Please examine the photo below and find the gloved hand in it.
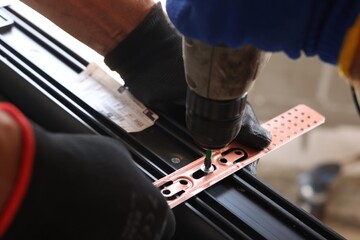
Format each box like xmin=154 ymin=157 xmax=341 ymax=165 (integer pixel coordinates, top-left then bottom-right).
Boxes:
xmin=166 ymin=0 xmax=360 ymax=66
xmin=105 ymin=3 xmax=271 ymax=153
xmin=0 ymin=103 xmax=175 ymax=239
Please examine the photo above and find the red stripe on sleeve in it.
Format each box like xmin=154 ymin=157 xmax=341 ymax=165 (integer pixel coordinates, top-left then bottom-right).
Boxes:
xmin=0 ymin=103 xmax=35 ymax=236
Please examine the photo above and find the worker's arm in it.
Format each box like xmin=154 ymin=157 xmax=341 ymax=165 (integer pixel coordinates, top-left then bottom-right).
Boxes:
xmin=166 ymin=0 xmax=360 ymax=87
xmin=0 ymin=103 xmax=175 ymax=239
xmin=21 ymin=0 xmax=155 ymax=56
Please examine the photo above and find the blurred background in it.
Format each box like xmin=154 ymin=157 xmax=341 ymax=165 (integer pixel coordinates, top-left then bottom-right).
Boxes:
xmin=251 ymin=53 xmax=360 ymax=239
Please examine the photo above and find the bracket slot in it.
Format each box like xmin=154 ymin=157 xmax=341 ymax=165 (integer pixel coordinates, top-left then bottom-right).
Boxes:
xmin=153 ymin=105 xmax=325 ymax=208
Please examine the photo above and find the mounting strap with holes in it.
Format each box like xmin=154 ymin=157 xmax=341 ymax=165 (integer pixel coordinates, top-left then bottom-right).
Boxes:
xmin=154 ymin=104 xmax=325 ymax=208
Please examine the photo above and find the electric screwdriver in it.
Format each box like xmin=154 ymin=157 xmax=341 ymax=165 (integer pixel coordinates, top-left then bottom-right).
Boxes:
xmin=183 ymin=38 xmax=270 ymax=152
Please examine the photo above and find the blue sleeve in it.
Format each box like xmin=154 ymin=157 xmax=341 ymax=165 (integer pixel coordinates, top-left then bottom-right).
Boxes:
xmin=167 ymin=0 xmax=360 ymax=64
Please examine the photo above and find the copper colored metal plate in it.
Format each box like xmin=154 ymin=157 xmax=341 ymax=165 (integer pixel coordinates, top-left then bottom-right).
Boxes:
xmin=153 ymin=105 xmax=325 ymax=208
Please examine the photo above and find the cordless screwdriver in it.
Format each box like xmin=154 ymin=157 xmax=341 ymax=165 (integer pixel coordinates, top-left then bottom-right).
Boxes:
xmin=183 ymin=39 xmax=270 ymax=172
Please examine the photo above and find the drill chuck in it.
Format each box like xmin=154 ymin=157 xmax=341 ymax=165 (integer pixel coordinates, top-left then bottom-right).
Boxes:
xmin=183 ymin=38 xmax=270 ymax=150
xmin=186 ymin=88 xmax=247 ymax=149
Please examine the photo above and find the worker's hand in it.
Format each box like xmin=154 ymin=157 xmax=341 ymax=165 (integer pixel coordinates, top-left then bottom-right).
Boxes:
xmin=105 ymin=3 xmax=271 ymax=153
xmin=104 ymin=1 xmax=269 ymax=177
xmin=166 ymin=0 xmax=360 ymax=66
xmin=236 ymin=102 xmax=271 ymax=150
xmin=237 ymin=103 xmax=271 ymax=175
xmin=0 ymin=110 xmax=22 ymax=213
xmin=2 ymin=118 xmax=174 ymax=238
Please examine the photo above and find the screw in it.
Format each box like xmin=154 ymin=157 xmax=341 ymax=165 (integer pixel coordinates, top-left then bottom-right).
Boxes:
xmin=202 ymin=150 xmax=214 ymax=174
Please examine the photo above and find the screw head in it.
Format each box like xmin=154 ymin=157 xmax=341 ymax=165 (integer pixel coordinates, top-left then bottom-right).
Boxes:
xmin=171 ymin=157 xmax=181 ymax=164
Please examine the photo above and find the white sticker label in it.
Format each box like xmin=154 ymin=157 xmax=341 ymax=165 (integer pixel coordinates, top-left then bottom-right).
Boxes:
xmin=0 ymin=0 xmax=14 ymax=7
xmin=68 ymin=63 xmax=158 ymax=132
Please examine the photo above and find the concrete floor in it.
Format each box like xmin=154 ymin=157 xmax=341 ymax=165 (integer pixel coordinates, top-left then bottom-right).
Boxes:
xmin=251 ymin=53 xmax=360 ymax=239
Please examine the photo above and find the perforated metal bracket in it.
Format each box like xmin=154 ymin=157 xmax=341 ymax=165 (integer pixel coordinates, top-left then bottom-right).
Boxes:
xmin=154 ymin=105 xmax=325 ymax=208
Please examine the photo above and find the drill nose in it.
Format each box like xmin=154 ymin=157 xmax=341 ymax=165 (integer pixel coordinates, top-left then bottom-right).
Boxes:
xmin=186 ymin=88 xmax=247 ymax=149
